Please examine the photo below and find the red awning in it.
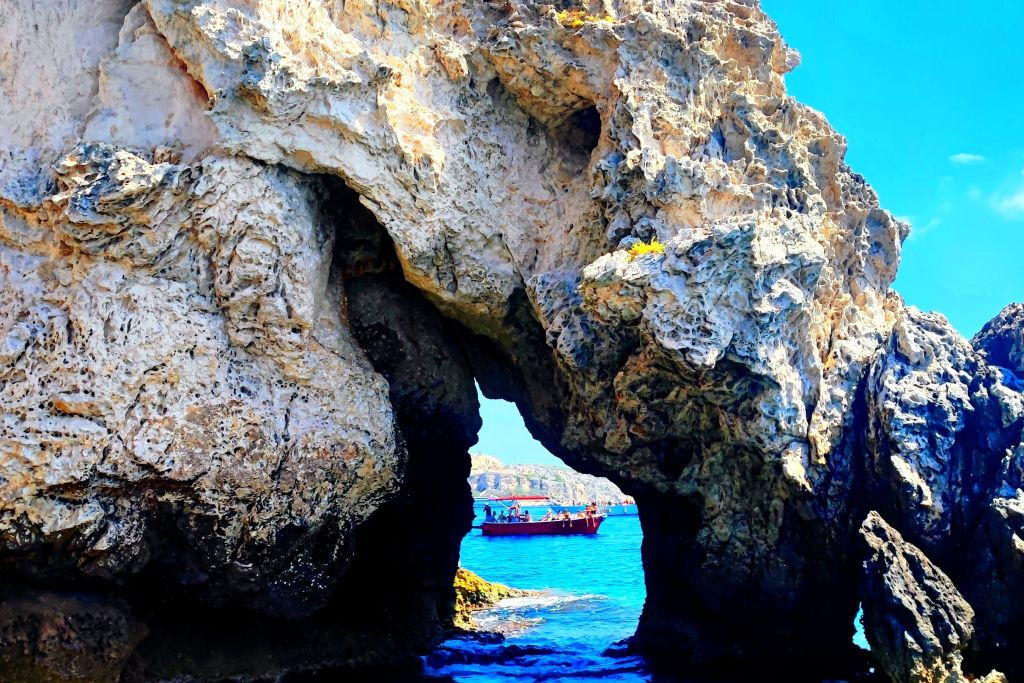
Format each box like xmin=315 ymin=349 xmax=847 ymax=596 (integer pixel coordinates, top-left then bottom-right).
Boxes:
xmin=487 ymin=495 xmax=549 ymax=501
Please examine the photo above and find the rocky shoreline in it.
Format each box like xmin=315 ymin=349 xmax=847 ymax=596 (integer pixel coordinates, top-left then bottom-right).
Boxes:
xmin=452 ymin=567 xmax=533 ymax=631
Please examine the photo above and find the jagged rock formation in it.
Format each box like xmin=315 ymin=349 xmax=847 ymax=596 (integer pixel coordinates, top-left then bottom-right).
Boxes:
xmin=863 ymin=306 xmax=1024 ymax=679
xmin=974 ymin=303 xmax=1024 ymax=389
xmin=468 ymin=453 xmax=627 ymax=504
xmin=1 ymin=0 xmax=1022 ymax=680
xmin=858 ymin=511 xmax=996 ymax=683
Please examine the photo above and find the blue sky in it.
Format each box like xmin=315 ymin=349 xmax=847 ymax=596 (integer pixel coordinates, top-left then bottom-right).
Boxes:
xmin=477 ymin=1 xmax=1024 ymax=466
xmin=763 ymin=0 xmax=1024 ymax=336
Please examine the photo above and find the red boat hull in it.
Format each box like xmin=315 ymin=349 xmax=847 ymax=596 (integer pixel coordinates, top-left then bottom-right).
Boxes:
xmin=481 ymin=515 xmax=606 ymax=536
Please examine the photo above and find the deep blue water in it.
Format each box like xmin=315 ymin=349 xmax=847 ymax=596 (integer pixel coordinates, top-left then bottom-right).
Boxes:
xmin=424 ymin=514 xmax=650 ymax=682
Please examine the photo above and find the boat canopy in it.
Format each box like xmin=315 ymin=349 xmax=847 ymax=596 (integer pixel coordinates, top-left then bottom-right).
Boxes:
xmin=487 ymin=495 xmax=549 ymax=502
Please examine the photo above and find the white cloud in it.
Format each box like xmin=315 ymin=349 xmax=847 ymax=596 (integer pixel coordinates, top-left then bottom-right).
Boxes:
xmin=995 ymin=188 xmax=1024 ymax=217
xmin=905 ymin=217 xmax=941 ymax=241
xmin=991 ymin=169 xmax=1024 ymax=218
xmin=949 ymin=153 xmax=986 ymax=165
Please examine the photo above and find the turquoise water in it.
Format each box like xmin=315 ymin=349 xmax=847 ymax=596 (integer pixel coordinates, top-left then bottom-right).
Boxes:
xmin=423 ymin=512 xmax=871 ymax=682
xmin=424 ymin=514 xmax=650 ymax=682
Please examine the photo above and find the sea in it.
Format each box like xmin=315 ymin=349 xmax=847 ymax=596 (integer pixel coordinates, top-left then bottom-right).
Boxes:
xmin=420 ymin=511 xmax=872 ymax=683
xmin=423 ymin=514 xmax=650 ymax=682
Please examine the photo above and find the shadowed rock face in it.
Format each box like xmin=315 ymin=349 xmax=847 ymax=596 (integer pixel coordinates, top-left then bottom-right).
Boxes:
xmin=860 ymin=511 xmax=973 ymax=681
xmin=858 ymin=511 xmax=1003 ymax=683
xmin=1 ymin=0 xmax=1023 ymax=680
xmin=328 ymin=180 xmax=481 ymax=636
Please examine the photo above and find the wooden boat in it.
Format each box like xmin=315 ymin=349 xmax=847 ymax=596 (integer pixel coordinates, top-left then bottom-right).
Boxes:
xmin=481 ymin=514 xmax=606 ymax=536
xmin=478 ymin=496 xmax=608 ymax=536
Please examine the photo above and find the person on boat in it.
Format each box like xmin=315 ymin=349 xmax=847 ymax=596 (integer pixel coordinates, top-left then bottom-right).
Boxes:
xmin=498 ymin=510 xmax=507 ymax=523
xmin=523 ymin=510 xmax=532 ymax=522
xmin=484 ymin=504 xmax=495 ymax=523
xmin=542 ymin=508 xmax=555 ymax=521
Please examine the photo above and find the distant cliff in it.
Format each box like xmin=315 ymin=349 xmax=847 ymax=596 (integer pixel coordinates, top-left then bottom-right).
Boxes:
xmin=468 ymin=455 xmax=627 ymax=505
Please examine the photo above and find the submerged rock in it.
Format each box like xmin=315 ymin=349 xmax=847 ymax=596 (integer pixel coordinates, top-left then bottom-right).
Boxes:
xmin=0 ymin=587 xmax=147 ymax=682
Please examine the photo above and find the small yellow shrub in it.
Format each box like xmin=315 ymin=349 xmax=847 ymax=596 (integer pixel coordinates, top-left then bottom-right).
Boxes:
xmin=555 ymin=9 xmax=614 ymax=29
xmin=627 ymin=240 xmax=666 ymax=260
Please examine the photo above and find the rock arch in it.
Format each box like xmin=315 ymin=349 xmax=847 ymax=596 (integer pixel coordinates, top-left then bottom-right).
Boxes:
xmin=1 ymin=1 xmax=1022 ymax=680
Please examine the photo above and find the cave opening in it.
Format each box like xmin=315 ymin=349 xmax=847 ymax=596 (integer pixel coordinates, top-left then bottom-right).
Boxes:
xmin=427 ymin=389 xmax=647 ymax=679
xmin=550 ymin=104 xmax=602 ymax=175
xmin=324 ymin=177 xmax=647 ymax=676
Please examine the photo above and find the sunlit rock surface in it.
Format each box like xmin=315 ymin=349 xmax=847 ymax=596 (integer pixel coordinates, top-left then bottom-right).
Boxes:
xmin=1 ymin=0 xmax=1022 ymax=679
xmin=452 ymin=566 xmax=530 ymax=630
xmin=0 ymin=143 xmax=403 ymax=617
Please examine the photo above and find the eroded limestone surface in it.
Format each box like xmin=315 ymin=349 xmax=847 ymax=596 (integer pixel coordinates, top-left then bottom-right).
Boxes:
xmin=1 ymin=143 xmax=403 ymax=616
xmin=1 ymin=0 xmax=1022 ymax=680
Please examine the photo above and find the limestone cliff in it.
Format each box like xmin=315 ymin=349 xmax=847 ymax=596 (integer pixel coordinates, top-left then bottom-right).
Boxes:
xmin=468 ymin=453 xmax=627 ymax=504
xmin=1 ymin=0 xmax=1022 ymax=680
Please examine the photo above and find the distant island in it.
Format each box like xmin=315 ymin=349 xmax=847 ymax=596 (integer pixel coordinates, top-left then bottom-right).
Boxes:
xmin=468 ymin=454 xmax=628 ymax=505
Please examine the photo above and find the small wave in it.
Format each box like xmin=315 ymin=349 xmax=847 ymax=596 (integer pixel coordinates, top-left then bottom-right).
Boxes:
xmin=496 ymin=591 xmax=602 ymax=611
xmin=467 ymin=591 xmax=606 ymax=639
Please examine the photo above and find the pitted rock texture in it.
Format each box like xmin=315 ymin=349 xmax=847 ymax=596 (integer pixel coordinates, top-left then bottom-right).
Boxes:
xmin=0 ymin=587 xmax=148 ymax=682
xmin=0 ymin=143 xmax=402 ymax=616
xmin=124 ymin=3 xmax=910 ymax=667
xmin=2 ymin=0 xmax=1024 ymax=679
xmin=859 ymin=511 xmax=973 ymax=682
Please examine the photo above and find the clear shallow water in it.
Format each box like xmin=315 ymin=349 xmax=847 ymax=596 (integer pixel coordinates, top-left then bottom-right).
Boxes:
xmin=424 ymin=515 xmax=650 ymax=682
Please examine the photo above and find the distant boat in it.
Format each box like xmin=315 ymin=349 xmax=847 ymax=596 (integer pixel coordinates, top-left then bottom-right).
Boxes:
xmin=481 ymin=515 xmax=607 ymax=536
xmin=475 ymin=495 xmax=638 ymax=517
xmin=602 ymin=503 xmax=638 ymax=517
xmin=480 ymin=496 xmax=607 ymax=536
